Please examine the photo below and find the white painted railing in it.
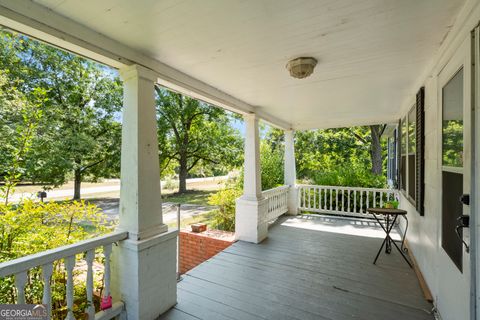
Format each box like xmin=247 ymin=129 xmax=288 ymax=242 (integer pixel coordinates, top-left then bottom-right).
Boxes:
xmin=298 ymin=185 xmax=398 ymax=218
xmin=262 ymin=185 xmax=289 ymax=222
xmin=0 ymin=231 xmax=128 ymax=320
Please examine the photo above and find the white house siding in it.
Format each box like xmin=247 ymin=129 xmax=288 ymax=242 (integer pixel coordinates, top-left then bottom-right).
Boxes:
xmin=398 ymin=0 xmax=480 ymax=319
xmin=400 ymin=74 xmax=441 ymax=302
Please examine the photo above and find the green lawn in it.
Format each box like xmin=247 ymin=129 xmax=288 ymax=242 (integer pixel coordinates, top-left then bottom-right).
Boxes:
xmin=161 ymin=190 xmax=215 ymax=206
xmin=166 ymin=211 xmax=215 ymax=229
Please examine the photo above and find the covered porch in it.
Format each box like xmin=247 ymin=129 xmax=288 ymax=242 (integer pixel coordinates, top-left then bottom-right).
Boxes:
xmin=0 ymin=0 xmax=478 ymax=320
xmin=163 ymin=215 xmax=432 ymax=320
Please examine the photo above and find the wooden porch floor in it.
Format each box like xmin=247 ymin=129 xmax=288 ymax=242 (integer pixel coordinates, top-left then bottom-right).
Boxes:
xmin=160 ymin=215 xmax=433 ymax=320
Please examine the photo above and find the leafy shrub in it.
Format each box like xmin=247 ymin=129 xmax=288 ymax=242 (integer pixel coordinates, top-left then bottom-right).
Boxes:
xmin=0 ymin=200 xmax=111 ymax=319
xmin=309 ymin=163 xmax=387 ymax=188
xmin=260 ymin=142 xmax=284 ymax=191
xmin=236 ymin=141 xmax=284 ymax=191
xmin=208 ymin=187 xmax=242 ymax=232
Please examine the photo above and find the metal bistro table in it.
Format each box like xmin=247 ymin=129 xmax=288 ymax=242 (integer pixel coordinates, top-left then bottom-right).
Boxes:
xmin=367 ymin=208 xmax=413 ymax=268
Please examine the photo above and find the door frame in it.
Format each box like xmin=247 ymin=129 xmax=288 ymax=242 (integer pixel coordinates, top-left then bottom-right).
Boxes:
xmin=471 ymin=25 xmax=480 ymax=320
xmin=437 ymin=34 xmax=472 ymax=320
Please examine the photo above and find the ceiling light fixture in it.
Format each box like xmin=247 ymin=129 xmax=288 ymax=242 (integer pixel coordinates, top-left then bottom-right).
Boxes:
xmin=286 ymin=57 xmax=317 ymax=79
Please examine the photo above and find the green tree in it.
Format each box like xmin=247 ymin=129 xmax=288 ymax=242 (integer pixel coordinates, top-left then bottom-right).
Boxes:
xmin=0 ymin=30 xmax=123 ymax=199
xmin=155 ymin=87 xmax=242 ymax=193
xmin=0 ymin=70 xmax=46 ymax=204
xmin=291 ymin=126 xmax=387 ymax=187
xmin=260 ymin=141 xmax=284 ymax=190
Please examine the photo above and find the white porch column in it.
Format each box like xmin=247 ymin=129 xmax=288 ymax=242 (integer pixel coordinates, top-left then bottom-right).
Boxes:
xmin=112 ymin=65 xmax=177 ymax=320
xmin=235 ymin=114 xmax=268 ymax=243
xmin=284 ymin=130 xmax=298 ymax=215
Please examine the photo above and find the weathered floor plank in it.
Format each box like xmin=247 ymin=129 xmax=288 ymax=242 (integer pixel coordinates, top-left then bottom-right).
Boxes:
xmin=160 ymin=215 xmax=434 ymax=320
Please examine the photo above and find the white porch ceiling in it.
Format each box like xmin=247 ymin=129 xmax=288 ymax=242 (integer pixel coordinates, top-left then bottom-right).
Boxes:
xmin=18 ymin=1 xmax=467 ymax=129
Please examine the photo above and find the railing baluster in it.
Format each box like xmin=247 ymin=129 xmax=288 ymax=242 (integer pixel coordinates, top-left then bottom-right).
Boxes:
xmin=354 ymin=190 xmax=357 ymax=213
xmin=103 ymin=244 xmax=113 ymax=308
xmin=295 ymin=185 xmax=395 ymax=217
xmin=341 ymin=189 xmax=344 ymax=211
xmin=64 ymin=255 xmax=76 ymax=320
xmin=0 ymin=231 xmax=127 ymax=320
xmin=86 ymin=250 xmax=95 ymax=318
xmin=360 ymin=191 xmax=363 ymax=213
xmin=322 ymin=188 xmax=324 ymax=210
xmin=303 ymin=187 xmax=306 ymax=208
xmin=335 ymin=189 xmax=339 ymax=212
xmin=347 ymin=190 xmax=350 ymax=213
xmin=308 ymin=188 xmax=312 ymax=209
xmin=330 ymin=189 xmax=333 ymax=211
xmin=42 ymin=263 xmax=53 ymax=317
xmin=365 ymin=191 xmax=370 ymax=209
xmin=14 ymin=271 xmax=27 ymax=304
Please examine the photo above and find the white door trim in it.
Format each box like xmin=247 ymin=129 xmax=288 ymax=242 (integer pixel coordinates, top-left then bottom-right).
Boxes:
xmin=471 ymin=25 xmax=480 ymax=320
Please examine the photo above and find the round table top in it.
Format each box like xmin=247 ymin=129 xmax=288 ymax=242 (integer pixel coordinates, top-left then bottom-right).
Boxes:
xmin=367 ymin=207 xmax=407 ymax=215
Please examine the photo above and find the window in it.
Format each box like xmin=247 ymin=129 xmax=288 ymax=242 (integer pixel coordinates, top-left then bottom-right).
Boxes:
xmin=386 ymin=133 xmax=397 ymax=186
xmin=408 ymin=105 xmax=416 ymax=201
xmin=442 ymin=68 xmax=463 ymax=168
xmin=441 ymin=67 xmax=464 ymax=271
xmin=400 ymin=118 xmax=407 ymax=192
xmin=398 ymin=87 xmax=425 ymax=214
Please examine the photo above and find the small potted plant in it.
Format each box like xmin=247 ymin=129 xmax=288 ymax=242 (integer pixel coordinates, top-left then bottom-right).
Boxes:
xmin=384 ymin=200 xmax=399 ymax=209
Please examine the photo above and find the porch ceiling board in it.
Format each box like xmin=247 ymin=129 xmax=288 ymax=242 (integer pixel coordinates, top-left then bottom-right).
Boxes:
xmin=1 ymin=0 xmax=466 ymax=130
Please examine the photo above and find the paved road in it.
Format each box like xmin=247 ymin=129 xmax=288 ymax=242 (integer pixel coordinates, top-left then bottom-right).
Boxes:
xmin=89 ymin=198 xmax=215 ymax=224
xmin=6 ymin=176 xmax=227 ymax=203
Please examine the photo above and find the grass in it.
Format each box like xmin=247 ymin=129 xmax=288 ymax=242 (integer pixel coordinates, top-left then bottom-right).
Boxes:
xmin=166 ymin=211 xmax=214 ymax=229
xmin=161 ymin=190 xmax=215 ymax=206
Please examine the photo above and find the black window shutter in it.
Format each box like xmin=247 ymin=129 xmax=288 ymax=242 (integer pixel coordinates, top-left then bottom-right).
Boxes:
xmin=416 ymin=87 xmax=425 ymax=215
xmin=396 ymin=119 xmax=401 ymax=190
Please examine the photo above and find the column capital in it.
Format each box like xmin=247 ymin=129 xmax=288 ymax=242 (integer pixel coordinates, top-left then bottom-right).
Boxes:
xmin=243 ymin=113 xmax=259 ymax=121
xmin=119 ymin=64 xmax=158 ymax=82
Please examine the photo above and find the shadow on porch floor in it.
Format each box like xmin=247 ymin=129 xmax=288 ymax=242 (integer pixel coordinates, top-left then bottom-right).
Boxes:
xmin=160 ymin=214 xmax=433 ymax=320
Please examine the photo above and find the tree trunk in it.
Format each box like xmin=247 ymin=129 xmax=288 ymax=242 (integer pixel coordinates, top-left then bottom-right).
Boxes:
xmin=370 ymin=125 xmax=383 ymax=175
xmin=73 ymin=169 xmax=82 ymax=200
xmin=178 ymin=153 xmax=188 ymax=193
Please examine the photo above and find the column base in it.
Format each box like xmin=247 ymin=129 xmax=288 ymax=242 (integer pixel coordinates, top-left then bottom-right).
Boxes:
xmin=235 ymin=197 xmax=268 ymax=243
xmin=112 ymin=229 xmax=178 ymax=320
xmin=287 ymin=186 xmax=299 ymax=215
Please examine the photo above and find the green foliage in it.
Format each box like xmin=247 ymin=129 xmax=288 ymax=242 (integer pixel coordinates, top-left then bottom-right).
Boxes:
xmin=307 ymin=158 xmax=387 ymax=188
xmin=442 ymin=120 xmax=463 ymax=167
xmin=294 ymin=127 xmax=387 ymax=188
xmin=0 ymin=69 xmax=46 ymax=204
xmin=0 ymin=29 xmax=122 ymax=198
xmin=260 ymin=141 xmax=284 ymax=191
xmin=208 ymin=187 xmax=242 ymax=232
xmin=0 ymin=200 xmax=110 ymax=318
xmin=155 ymin=87 xmax=243 ymax=192
xmin=385 ymin=200 xmax=399 ymax=209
